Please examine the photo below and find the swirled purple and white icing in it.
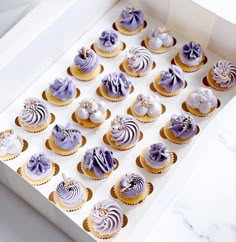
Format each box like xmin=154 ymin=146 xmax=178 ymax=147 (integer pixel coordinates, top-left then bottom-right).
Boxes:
xmin=110 ymin=115 xmax=140 ymax=147
xmin=20 ymin=98 xmax=49 ymax=127
xmin=127 ymin=46 xmax=153 ymax=74
xmin=97 ymin=30 xmax=121 ymax=52
xmin=212 ymin=60 xmax=236 ymax=88
xmin=76 ymin=99 xmax=107 ymax=124
xmin=187 ymin=87 xmax=217 ymax=113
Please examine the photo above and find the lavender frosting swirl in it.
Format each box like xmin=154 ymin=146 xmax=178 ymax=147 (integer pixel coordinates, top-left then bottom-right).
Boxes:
xmin=119 ymin=173 xmax=145 ymax=198
xmin=91 ymin=199 xmax=123 ymax=235
xmin=97 ymin=30 xmax=120 ymax=52
xmin=159 ymin=65 xmax=185 ymax=92
xmin=83 ymin=147 xmax=115 ymax=178
xmin=127 ymin=46 xmax=153 ymax=73
xmin=20 ymin=98 xmax=49 ymax=127
xmin=145 ymin=143 xmax=170 ymax=168
xmin=102 ymin=72 xmax=131 ymax=98
xmin=110 ymin=115 xmax=140 ymax=146
xmin=212 ymin=60 xmax=236 ymax=88
xmin=49 ymin=77 xmax=76 ymax=101
xmin=74 ymin=48 xmax=99 ymax=73
xmin=169 ymin=114 xmax=197 ymax=139
xmin=119 ymin=7 xmax=144 ymax=31
xmin=52 ymin=123 xmax=82 ymax=150
xmin=56 ymin=178 xmax=85 ymax=206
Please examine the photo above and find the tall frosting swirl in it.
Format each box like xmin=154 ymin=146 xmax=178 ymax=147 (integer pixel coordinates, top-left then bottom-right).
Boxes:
xmin=0 ymin=129 xmax=22 ymax=156
xmin=97 ymin=30 xmax=120 ymax=52
xmin=187 ymin=87 xmax=217 ymax=113
xmin=102 ymin=72 xmax=131 ymax=97
xmin=56 ymin=178 xmax=85 ymax=206
xmin=20 ymin=98 xmax=49 ymax=127
xmin=110 ymin=115 xmax=140 ymax=146
xmin=145 ymin=143 xmax=170 ymax=168
xmin=159 ymin=65 xmax=185 ymax=92
xmin=83 ymin=147 xmax=115 ymax=178
xmin=119 ymin=7 xmax=144 ymax=31
xmin=119 ymin=173 xmax=145 ymax=198
xmin=74 ymin=47 xmax=99 ymax=73
xmin=169 ymin=114 xmax=197 ymax=139
xmin=49 ymin=77 xmax=76 ymax=101
xmin=212 ymin=60 xmax=236 ymax=88
xmin=91 ymin=199 xmax=123 ymax=235
xmin=127 ymin=46 xmax=153 ymax=73
xmin=52 ymin=123 xmax=82 ymax=150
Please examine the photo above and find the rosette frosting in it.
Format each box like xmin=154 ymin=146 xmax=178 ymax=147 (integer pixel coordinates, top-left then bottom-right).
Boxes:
xmin=119 ymin=7 xmax=144 ymax=31
xmin=91 ymin=199 xmax=123 ymax=235
xmin=49 ymin=77 xmax=76 ymax=101
xmin=97 ymin=30 xmax=120 ymax=52
xmin=77 ymin=99 xmax=107 ymax=123
xmin=212 ymin=60 xmax=236 ymax=88
xmin=102 ymin=72 xmax=131 ymax=98
xmin=159 ymin=65 xmax=185 ymax=92
xmin=133 ymin=94 xmax=162 ymax=117
xmin=180 ymin=41 xmax=202 ymax=66
xmin=127 ymin=46 xmax=153 ymax=73
xmin=0 ymin=129 xmax=22 ymax=156
xmin=56 ymin=178 xmax=85 ymax=206
xmin=110 ymin=115 xmax=140 ymax=146
xmin=169 ymin=114 xmax=197 ymax=139
xmin=119 ymin=173 xmax=145 ymax=198
xmin=83 ymin=147 xmax=115 ymax=178
xmin=52 ymin=123 xmax=82 ymax=150
xmin=74 ymin=47 xmax=99 ymax=73
xmin=20 ymin=98 xmax=49 ymax=127
xmin=145 ymin=143 xmax=170 ymax=168
xmin=187 ymin=87 xmax=217 ymax=113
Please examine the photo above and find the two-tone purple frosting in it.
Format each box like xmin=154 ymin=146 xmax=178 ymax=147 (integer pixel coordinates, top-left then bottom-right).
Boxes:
xmin=159 ymin=65 xmax=185 ymax=92
xmin=74 ymin=47 xmax=99 ymax=73
xmin=52 ymin=123 xmax=82 ymax=150
xmin=119 ymin=7 xmax=144 ymax=31
xmin=119 ymin=173 xmax=145 ymax=198
xmin=179 ymin=41 xmax=203 ymax=66
xmin=91 ymin=199 xmax=123 ymax=235
xmin=97 ymin=30 xmax=120 ymax=52
xmin=102 ymin=72 xmax=131 ymax=98
xmin=49 ymin=77 xmax=76 ymax=101
xmin=83 ymin=147 xmax=115 ymax=178
xmin=212 ymin=60 xmax=236 ymax=88
xmin=169 ymin=114 xmax=197 ymax=139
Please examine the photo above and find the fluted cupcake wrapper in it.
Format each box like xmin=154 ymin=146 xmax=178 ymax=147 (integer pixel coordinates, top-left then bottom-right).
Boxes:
xmin=114 ymin=20 xmax=146 ymax=36
xmin=92 ymin=42 xmax=125 ymax=58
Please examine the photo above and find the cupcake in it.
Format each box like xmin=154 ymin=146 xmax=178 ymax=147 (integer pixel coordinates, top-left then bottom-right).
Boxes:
xmin=87 ymin=199 xmax=123 ymax=239
xmin=105 ymin=115 xmax=141 ymax=151
xmin=140 ymin=143 xmax=176 ymax=174
xmin=114 ymin=172 xmax=150 ymax=205
xmin=163 ymin=114 xmax=198 ymax=144
xmin=18 ymin=97 xmax=52 ymax=133
xmin=121 ymin=46 xmax=153 ymax=77
xmin=82 ymin=146 xmax=116 ymax=180
xmin=74 ymin=99 xmax=108 ymax=128
xmin=186 ymin=87 xmax=218 ymax=117
xmin=130 ymin=94 xmax=163 ymax=123
xmin=53 ymin=174 xmax=88 ymax=212
xmin=93 ymin=30 xmax=124 ymax=58
xmin=45 ymin=77 xmax=77 ymax=106
xmin=21 ymin=153 xmax=55 ymax=185
xmin=99 ymin=72 xmax=132 ymax=102
xmin=145 ymin=27 xmax=174 ymax=54
xmin=206 ymin=60 xmax=236 ymax=91
xmin=152 ymin=64 xmax=185 ymax=97
xmin=48 ymin=123 xmax=83 ymax=156
xmin=115 ymin=7 xmax=144 ymax=35
xmin=69 ymin=47 xmax=101 ymax=81
xmin=174 ymin=41 xmax=205 ymax=72
xmin=0 ymin=129 xmax=23 ymax=161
